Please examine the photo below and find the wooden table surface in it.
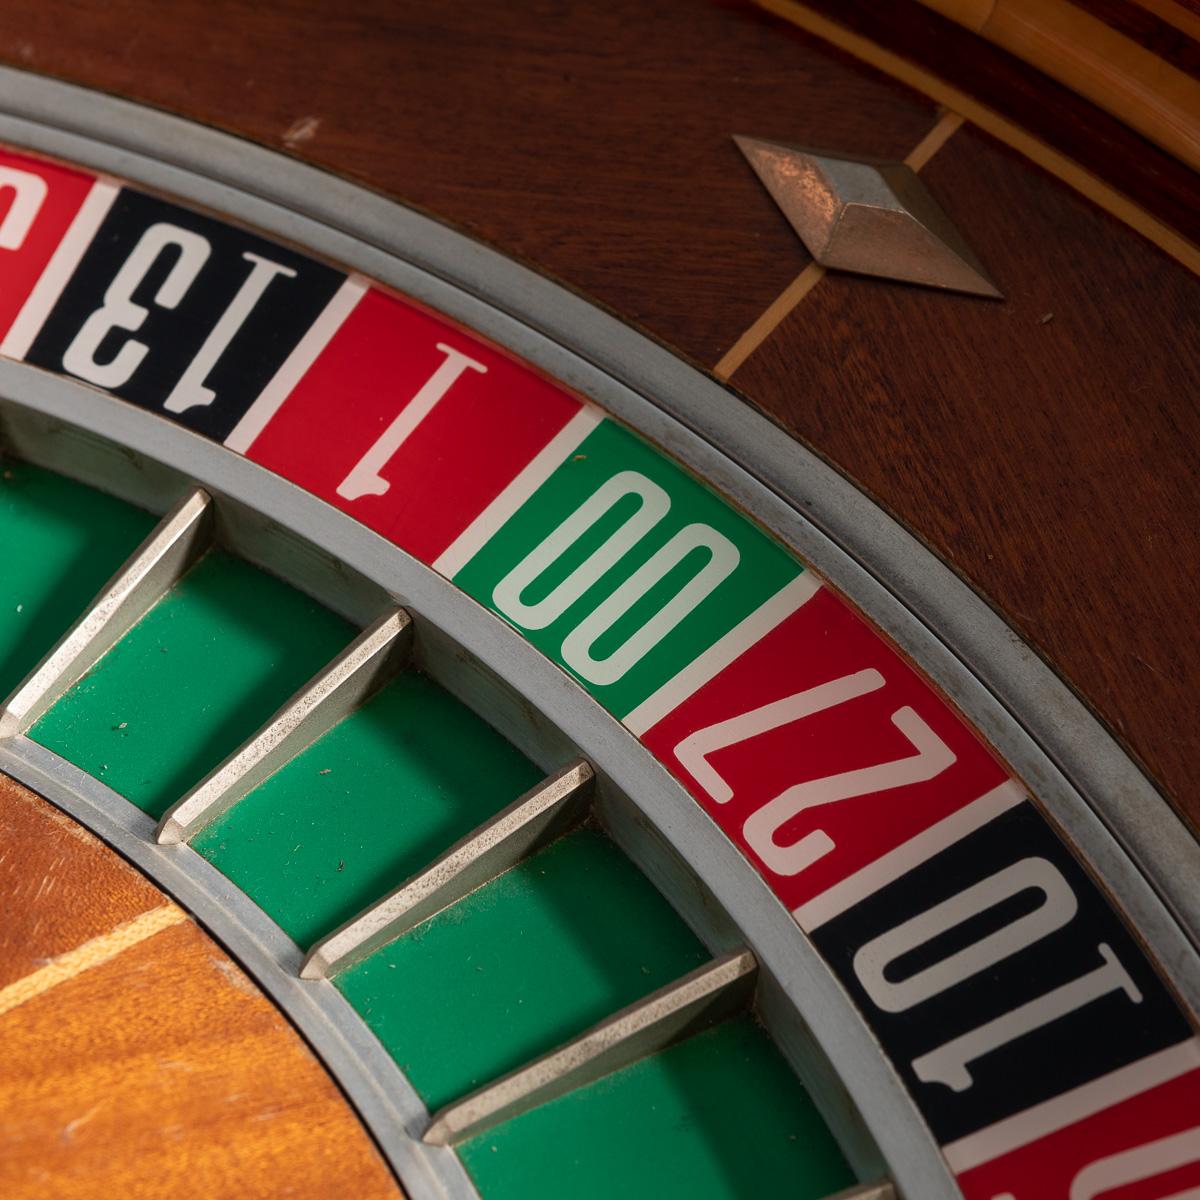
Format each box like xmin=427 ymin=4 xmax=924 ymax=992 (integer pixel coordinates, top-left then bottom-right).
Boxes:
xmin=2 ymin=0 xmax=1192 ymax=830
xmin=0 ymin=6 xmax=1195 ymax=1195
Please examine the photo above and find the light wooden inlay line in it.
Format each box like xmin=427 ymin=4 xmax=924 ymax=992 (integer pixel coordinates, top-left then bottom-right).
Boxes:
xmin=0 ymin=902 xmax=187 ymax=1019
xmin=904 ymin=110 xmax=964 ymax=172
xmin=713 ymin=261 xmax=826 ymax=381
xmin=714 ymin=110 xmax=963 ymax=381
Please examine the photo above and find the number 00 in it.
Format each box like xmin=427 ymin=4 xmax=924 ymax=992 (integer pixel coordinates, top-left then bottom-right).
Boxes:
xmin=492 ymin=470 xmax=739 ymax=685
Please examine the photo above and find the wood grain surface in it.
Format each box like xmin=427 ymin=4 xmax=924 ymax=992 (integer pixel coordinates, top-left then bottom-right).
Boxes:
xmin=0 ymin=0 xmax=1194 ymax=839
xmin=0 ymin=775 xmax=403 ymax=1200
xmin=0 ymin=774 xmax=161 ymax=987
xmin=733 ymin=123 xmax=1200 ymax=823
xmin=1076 ymin=0 xmax=1200 ymax=75
xmin=0 ymin=0 xmax=937 ymax=368
xmin=775 ymin=0 xmax=1200 ymax=250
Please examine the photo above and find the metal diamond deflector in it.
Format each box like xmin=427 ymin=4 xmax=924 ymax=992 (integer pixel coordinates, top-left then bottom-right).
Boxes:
xmin=734 ymin=136 xmax=1002 ymax=297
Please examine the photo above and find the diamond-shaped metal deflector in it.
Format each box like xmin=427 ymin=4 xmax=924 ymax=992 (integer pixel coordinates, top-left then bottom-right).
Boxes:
xmin=734 ymin=136 xmax=1001 ymax=298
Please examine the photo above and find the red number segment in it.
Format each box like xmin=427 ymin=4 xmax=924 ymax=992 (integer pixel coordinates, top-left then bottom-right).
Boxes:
xmin=640 ymin=585 xmax=1008 ymax=915
xmin=956 ymin=1052 xmax=1200 ymax=1199
xmin=0 ymin=148 xmax=95 ymax=344
xmin=244 ymin=287 xmax=580 ymax=565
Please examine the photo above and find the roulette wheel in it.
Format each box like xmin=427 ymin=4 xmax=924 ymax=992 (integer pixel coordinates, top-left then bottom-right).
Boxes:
xmin=0 ymin=3 xmax=1196 ymax=1198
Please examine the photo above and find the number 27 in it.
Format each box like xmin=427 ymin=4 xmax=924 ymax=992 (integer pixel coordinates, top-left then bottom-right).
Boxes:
xmin=674 ymin=668 xmax=955 ymax=877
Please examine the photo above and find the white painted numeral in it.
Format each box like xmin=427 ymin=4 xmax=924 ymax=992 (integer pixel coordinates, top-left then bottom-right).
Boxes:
xmin=853 ymin=857 xmax=1078 ymax=1013
xmin=494 ymin=471 xmax=668 ymax=629
xmin=745 ymin=706 xmax=954 ymax=876
xmin=987 ymin=1126 xmax=1200 ymax=1200
xmin=1069 ymin=1127 xmax=1200 ymax=1200
xmin=676 ymin=669 xmax=886 ymax=804
xmin=913 ymin=943 xmax=1142 ymax=1093
xmin=673 ymin=669 xmax=954 ymax=877
xmin=0 ymin=166 xmax=48 ymax=251
xmin=164 ymin=251 xmax=296 ymax=412
xmin=337 ymin=342 xmax=487 ymax=500
xmin=560 ymin=522 xmax=738 ymax=685
xmin=492 ymin=470 xmax=738 ymax=685
xmin=62 ymin=222 xmax=210 ymax=388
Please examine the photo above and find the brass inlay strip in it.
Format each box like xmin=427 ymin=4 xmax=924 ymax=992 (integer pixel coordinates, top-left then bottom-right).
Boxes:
xmin=752 ymin=0 xmax=1200 ymax=279
xmin=714 ymin=261 xmax=826 ymax=381
xmin=916 ymin=0 xmax=1200 ymax=171
xmin=0 ymin=903 xmax=187 ymax=1019
xmin=904 ymin=110 xmax=965 ymax=172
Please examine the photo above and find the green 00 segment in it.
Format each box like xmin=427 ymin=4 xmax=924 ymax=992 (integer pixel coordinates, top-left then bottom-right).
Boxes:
xmin=453 ymin=419 xmax=801 ymax=719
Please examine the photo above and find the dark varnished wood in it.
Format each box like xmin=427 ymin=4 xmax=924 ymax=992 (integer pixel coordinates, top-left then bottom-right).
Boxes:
xmin=734 ymin=123 xmax=1200 ymax=825
xmin=790 ymin=0 xmax=1200 ymax=247
xmin=0 ymin=0 xmax=936 ymax=367
xmin=0 ymin=0 xmax=1194 ymax=838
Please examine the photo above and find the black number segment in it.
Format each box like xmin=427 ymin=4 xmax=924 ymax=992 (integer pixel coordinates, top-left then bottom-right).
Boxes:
xmin=26 ymin=188 xmax=343 ymax=441
xmin=811 ymin=802 xmax=1191 ymax=1144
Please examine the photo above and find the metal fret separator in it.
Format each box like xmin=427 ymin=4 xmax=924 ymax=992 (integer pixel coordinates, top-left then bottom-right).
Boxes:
xmin=155 ymin=607 xmax=412 ymax=844
xmin=825 ymin=1184 xmax=895 ymax=1200
xmin=302 ymin=758 xmax=594 ymax=979
xmin=0 ymin=487 xmax=214 ymax=740
xmin=423 ymin=948 xmax=758 ymax=1146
